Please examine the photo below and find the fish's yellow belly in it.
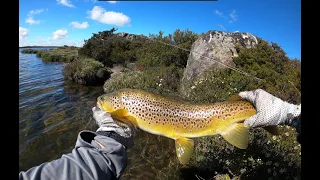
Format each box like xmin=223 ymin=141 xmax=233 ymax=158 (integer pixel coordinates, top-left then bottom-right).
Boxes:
xmin=132 ymin=115 xmax=218 ymax=139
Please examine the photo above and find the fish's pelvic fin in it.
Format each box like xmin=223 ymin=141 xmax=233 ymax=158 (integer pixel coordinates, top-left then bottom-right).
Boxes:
xmin=227 ymin=94 xmax=242 ymax=101
xmin=220 ymin=123 xmax=249 ymax=149
xmin=175 ymin=137 xmax=194 ymax=164
xmin=263 ymin=126 xmax=280 ymax=135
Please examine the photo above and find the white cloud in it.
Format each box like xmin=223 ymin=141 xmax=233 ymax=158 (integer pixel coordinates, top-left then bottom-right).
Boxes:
xmin=215 ymin=9 xmax=238 ymax=24
xmin=57 ymin=0 xmax=75 ymax=8
xmin=19 ymin=27 xmax=29 ymax=40
xmin=25 ymin=9 xmax=44 ymax=25
xmin=29 ymin=9 xmax=44 ymax=16
xmin=108 ymin=1 xmax=117 ymax=4
xmin=215 ymin=10 xmax=223 ymax=16
xmin=70 ymin=21 xmax=89 ymax=29
xmin=67 ymin=40 xmax=85 ymax=47
xmin=87 ymin=6 xmax=130 ymax=26
xmin=217 ymin=24 xmax=226 ymax=31
xmin=25 ymin=17 xmax=40 ymax=25
xmin=229 ymin=10 xmax=238 ymax=23
xmin=52 ymin=29 xmax=68 ymax=40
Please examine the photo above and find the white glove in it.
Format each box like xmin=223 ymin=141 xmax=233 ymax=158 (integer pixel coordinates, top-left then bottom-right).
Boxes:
xmin=92 ymin=107 xmax=133 ymax=138
xmin=238 ymin=89 xmax=301 ymax=128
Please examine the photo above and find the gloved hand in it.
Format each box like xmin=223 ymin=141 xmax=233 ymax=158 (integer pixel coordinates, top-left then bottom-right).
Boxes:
xmin=92 ymin=107 xmax=135 ymax=148
xmin=238 ymin=89 xmax=301 ymax=132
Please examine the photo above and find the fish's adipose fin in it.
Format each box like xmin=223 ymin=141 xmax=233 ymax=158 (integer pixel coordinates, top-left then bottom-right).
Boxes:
xmin=175 ymin=137 xmax=194 ymax=164
xmin=220 ymin=123 xmax=249 ymax=149
xmin=227 ymin=94 xmax=242 ymax=101
xmin=263 ymin=126 xmax=280 ymax=135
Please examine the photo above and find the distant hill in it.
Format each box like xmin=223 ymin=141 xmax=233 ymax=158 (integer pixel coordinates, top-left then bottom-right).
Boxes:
xmin=19 ymin=46 xmax=60 ymax=48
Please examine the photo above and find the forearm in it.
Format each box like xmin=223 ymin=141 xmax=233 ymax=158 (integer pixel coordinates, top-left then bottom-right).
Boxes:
xmin=19 ymin=130 xmax=128 ymax=180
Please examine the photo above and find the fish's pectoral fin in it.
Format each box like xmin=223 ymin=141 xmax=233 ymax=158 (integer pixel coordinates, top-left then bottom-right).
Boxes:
xmin=220 ymin=123 xmax=249 ymax=149
xmin=263 ymin=126 xmax=280 ymax=135
xmin=227 ymin=94 xmax=242 ymax=101
xmin=110 ymin=109 xmax=129 ymax=119
xmin=175 ymin=137 xmax=194 ymax=164
xmin=111 ymin=109 xmax=138 ymax=129
xmin=124 ymin=115 xmax=138 ymax=129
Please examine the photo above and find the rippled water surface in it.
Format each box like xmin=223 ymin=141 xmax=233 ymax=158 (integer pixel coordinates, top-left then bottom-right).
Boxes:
xmin=19 ymin=48 xmax=104 ymax=170
xmin=19 ymin=48 xmax=176 ymax=179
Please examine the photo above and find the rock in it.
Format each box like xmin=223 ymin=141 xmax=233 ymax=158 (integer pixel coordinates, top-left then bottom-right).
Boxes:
xmin=116 ymin=32 xmax=147 ymax=41
xmin=126 ymin=62 xmax=136 ymax=70
xmin=93 ymin=68 xmax=112 ymax=85
xmin=180 ymin=30 xmax=258 ymax=96
xmin=96 ymin=68 xmax=111 ymax=79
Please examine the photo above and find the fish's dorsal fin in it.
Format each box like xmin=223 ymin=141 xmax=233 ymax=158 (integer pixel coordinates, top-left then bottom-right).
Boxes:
xmin=220 ymin=123 xmax=249 ymax=149
xmin=175 ymin=137 xmax=194 ymax=164
xmin=263 ymin=126 xmax=280 ymax=135
xmin=227 ymin=94 xmax=243 ymax=101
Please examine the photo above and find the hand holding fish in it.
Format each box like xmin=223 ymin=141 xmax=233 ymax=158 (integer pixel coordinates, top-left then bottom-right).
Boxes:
xmin=92 ymin=106 xmax=135 ymax=148
xmin=239 ymin=89 xmax=301 ymax=134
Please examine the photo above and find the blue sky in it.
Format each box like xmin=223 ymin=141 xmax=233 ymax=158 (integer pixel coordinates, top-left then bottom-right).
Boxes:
xmin=19 ymin=0 xmax=301 ymax=60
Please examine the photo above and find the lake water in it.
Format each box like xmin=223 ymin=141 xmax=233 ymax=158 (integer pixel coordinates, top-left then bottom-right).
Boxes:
xmin=19 ymin=48 xmax=176 ymax=179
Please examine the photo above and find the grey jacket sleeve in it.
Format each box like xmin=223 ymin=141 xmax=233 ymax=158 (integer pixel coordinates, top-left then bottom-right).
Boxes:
xmin=292 ymin=114 xmax=301 ymax=144
xmin=19 ymin=130 xmax=128 ymax=180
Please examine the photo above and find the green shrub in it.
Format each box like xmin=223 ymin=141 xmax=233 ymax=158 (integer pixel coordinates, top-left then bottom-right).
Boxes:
xmin=136 ymin=29 xmax=199 ymax=68
xmin=79 ymin=28 xmax=146 ymax=67
xmin=62 ymin=58 xmax=108 ymax=85
xmin=103 ymin=66 xmax=184 ymax=96
xmin=36 ymin=47 xmax=79 ymax=63
xmin=21 ymin=49 xmax=38 ymax=54
xmin=78 ymin=28 xmax=198 ymax=69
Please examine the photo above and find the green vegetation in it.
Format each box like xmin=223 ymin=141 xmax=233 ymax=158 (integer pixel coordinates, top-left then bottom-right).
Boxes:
xmin=78 ymin=28 xmax=198 ymax=69
xmin=104 ymin=65 xmax=184 ymax=97
xmin=21 ymin=49 xmax=39 ymax=54
xmin=152 ymin=126 xmax=301 ymax=180
xmin=36 ymin=46 xmax=79 ymax=63
xmin=62 ymin=58 xmax=110 ymax=85
xmin=135 ymin=29 xmax=198 ymax=68
xmin=79 ymin=28 xmax=146 ymax=67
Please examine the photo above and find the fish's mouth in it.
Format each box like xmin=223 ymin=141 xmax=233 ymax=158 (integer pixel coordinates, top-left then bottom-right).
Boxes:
xmin=96 ymin=101 xmax=102 ymax=109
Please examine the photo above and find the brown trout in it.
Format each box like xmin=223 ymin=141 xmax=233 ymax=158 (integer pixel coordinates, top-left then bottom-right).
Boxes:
xmin=96 ymin=88 xmax=257 ymax=164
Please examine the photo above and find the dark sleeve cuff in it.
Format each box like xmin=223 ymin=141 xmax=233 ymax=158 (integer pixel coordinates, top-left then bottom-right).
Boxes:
xmin=290 ymin=114 xmax=301 ymax=144
xmin=96 ymin=131 xmax=134 ymax=148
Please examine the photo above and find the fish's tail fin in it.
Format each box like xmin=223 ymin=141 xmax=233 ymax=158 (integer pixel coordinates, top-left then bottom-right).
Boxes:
xmin=220 ymin=123 xmax=250 ymax=149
